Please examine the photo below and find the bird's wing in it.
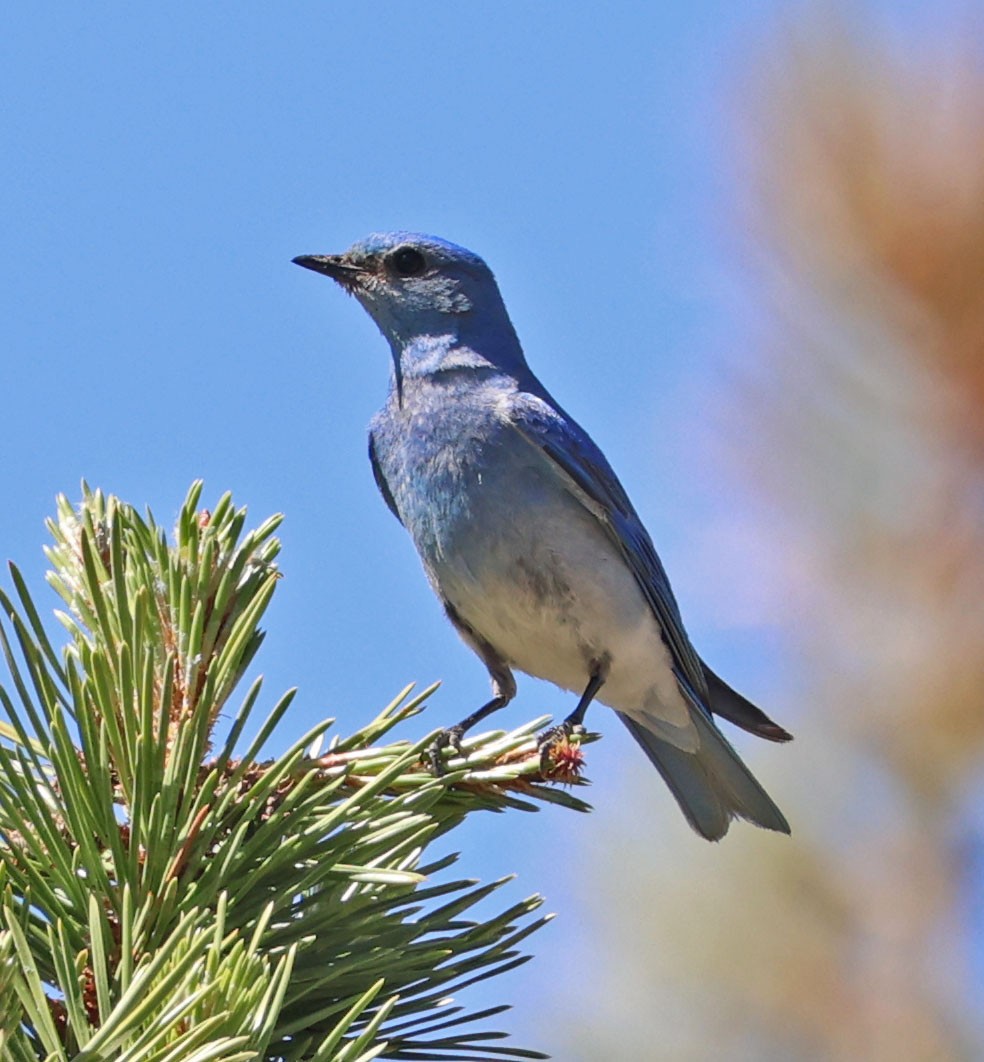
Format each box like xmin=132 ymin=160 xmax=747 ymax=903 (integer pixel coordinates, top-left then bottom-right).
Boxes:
xmin=702 ymin=663 xmax=792 ymax=742
xmin=503 ymin=391 xmax=709 ymax=705
xmin=368 ymin=431 xmax=403 ymax=524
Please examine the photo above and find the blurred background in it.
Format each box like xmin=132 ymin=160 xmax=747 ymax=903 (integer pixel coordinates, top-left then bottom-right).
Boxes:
xmin=2 ymin=4 xmax=982 ymax=1058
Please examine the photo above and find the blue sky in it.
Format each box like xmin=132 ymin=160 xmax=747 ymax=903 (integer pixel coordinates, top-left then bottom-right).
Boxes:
xmin=1 ymin=3 xmax=961 ymax=1055
xmin=1 ymin=4 xmax=772 ymax=711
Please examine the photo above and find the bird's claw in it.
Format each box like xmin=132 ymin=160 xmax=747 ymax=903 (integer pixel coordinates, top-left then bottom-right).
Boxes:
xmin=537 ymin=721 xmax=586 ymax=772
xmin=428 ymin=726 xmax=465 ymax=775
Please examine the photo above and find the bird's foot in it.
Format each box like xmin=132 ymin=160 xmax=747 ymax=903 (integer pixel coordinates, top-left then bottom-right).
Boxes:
xmin=428 ymin=726 xmax=466 ymax=775
xmin=537 ymin=721 xmax=587 ymax=773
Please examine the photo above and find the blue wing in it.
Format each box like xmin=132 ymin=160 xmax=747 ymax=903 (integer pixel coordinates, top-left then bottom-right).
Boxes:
xmin=368 ymin=430 xmax=403 ymax=525
xmin=505 ymin=390 xmax=792 ymax=838
xmin=505 ymin=391 xmax=710 ymax=707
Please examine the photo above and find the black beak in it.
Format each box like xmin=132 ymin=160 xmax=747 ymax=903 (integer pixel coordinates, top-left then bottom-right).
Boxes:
xmin=292 ymin=254 xmax=365 ymax=289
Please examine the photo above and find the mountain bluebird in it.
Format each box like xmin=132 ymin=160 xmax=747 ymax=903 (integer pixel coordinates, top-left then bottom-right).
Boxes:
xmin=294 ymin=233 xmax=791 ymax=840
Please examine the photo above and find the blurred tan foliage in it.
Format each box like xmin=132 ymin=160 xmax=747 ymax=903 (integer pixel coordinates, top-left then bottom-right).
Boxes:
xmin=740 ymin=18 xmax=984 ymax=806
xmin=557 ymin=15 xmax=984 ymax=1061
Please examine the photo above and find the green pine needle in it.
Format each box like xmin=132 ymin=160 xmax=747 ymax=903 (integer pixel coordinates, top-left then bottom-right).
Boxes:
xmin=0 ymin=483 xmax=597 ymax=1060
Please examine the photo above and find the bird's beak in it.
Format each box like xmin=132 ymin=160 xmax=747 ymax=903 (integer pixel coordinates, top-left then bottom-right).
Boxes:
xmin=292 ymin=254 xmax=365 ymax=291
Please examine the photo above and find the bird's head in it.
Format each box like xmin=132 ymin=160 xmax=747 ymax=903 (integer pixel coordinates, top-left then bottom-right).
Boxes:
xmin=293 ymin=232 xmax=526 ymax=383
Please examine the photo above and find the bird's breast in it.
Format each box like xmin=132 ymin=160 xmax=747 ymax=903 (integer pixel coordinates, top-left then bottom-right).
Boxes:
xmin=370 ymin=391 xmax=688 ymax=724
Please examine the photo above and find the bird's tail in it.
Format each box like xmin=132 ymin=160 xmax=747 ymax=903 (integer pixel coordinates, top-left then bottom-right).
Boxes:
xmin=620 ymin=709 xmax=790 ymax=841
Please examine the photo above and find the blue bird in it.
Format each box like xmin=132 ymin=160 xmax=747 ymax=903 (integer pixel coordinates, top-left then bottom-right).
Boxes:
xmin=294 ymin=233 xmax=791 ymax=840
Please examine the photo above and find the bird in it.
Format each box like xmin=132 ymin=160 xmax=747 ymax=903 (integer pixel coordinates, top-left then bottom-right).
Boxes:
xmin=293 ymin=232 xmax=792 ymax=840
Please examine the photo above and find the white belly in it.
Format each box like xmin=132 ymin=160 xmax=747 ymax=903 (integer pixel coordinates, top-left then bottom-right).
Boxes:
xmin=430 ymin=488 xmax=698 ymax=750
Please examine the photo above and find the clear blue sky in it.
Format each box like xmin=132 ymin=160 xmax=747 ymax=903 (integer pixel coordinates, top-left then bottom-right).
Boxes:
xmin=0 ymin=3 xmax=956 ymax=1055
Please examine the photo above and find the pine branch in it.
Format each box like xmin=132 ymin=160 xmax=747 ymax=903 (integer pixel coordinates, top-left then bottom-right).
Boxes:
xmin=0 ymin=483 xmax=594 ymax=1060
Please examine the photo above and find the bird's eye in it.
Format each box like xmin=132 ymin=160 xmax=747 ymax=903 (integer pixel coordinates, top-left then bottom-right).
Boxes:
xmin=388 ymin=247 xmax=427 ymax=278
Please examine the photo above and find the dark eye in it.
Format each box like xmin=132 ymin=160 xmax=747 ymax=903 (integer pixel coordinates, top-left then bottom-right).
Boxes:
xmin=389 ymin=246 xmax=427 ymax=278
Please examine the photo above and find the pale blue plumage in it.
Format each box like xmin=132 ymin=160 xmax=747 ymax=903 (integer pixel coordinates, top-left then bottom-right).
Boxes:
xmin=294 ymin=232 xmax=791 ymax=840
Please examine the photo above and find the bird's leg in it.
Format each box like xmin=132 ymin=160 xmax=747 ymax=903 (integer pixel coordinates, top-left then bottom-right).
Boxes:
xmin=428 ymin=688 xmax=513 ymax=774
xmin=538 ymin=670 xmax=605 ymax=771
xmin=430 ymin=601 xmax=517 ymax=774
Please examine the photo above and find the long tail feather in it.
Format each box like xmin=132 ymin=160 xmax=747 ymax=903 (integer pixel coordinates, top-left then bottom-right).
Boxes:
xmin=620 ymin=710 xmax=790 ymax=841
